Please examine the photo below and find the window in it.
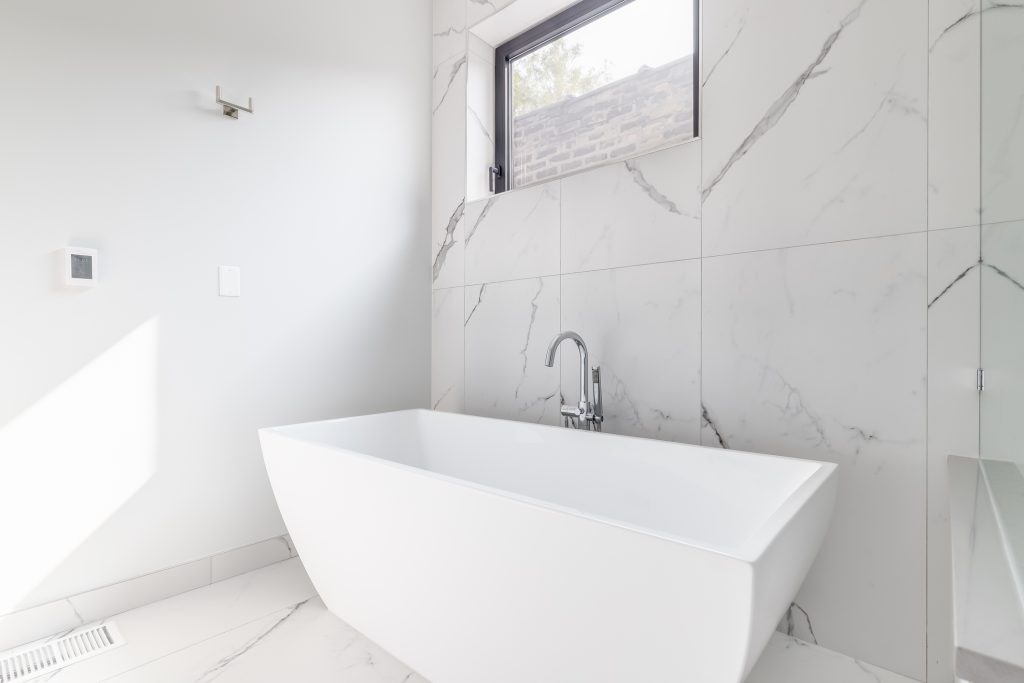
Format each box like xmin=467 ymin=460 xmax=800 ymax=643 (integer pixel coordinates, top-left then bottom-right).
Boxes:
xmin=493 ymin=0 xmax=698 ymax=193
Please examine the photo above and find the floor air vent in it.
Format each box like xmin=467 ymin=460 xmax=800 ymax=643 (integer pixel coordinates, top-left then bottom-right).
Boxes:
xmin=0 ymin=622 xmax=125 ymax=682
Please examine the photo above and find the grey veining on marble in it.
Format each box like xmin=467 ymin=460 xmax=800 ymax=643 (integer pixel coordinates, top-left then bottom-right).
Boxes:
xmin=701 ymin=0 xmax=926 ymax=255
xmin=560 ymin=261 xmax=701 ymax=443
xmin=464 ymin=277 xmax=561 ymax=425
xmin=431 ymin=0 xmax=467 ymax=290
xmin=703 ymin=0 xmax=868 ymax=202
xmin=431 ymin=287 xmax=465 ymax=413
xmin=466 ymin=32 xmax=496 ymax=202
xmin=701 ymin=234 xmax=927 ymax=679
xmin=561 ymin=143 xmax=701 ymax=273
xmin=949 ymin=456 xmax=1024 ymax=683
xmin=467 ymin=0 xmax=516 ymax=27
xmin=432 ymin=200 xmax=464 ymax=284
xmin=464 ymin=183 xmax=560 ymax=284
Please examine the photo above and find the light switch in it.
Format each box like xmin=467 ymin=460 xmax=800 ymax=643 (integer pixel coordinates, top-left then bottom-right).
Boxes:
xmin=218 ymin=265 xmax=241 ymax=297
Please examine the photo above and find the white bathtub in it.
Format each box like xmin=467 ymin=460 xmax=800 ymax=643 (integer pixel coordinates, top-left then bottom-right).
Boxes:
xmin=260 ymin=409 xmax=837 ymax=683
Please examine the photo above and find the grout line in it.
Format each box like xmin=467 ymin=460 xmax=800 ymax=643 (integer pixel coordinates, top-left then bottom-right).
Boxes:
xmin=924 ymin=0 xmax=931 ymax=674
xmin=700 ymin=228 xmax=930 ymax=260
xmin=699 ymin=130 xmax=705 ymax=447
xmin=458 ymin=228 xmax=933 ymax=292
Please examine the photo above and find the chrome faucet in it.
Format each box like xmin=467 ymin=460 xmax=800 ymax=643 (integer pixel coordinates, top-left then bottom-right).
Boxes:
xmin=544 ymin=331 xmax=603 ymax=431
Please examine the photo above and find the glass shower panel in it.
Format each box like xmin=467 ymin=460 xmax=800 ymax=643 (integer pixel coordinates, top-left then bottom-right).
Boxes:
xmin=980 ymin=1 xmax=1024 ymax=584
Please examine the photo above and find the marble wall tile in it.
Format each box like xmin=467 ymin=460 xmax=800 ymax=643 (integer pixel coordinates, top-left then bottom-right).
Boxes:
xmin=467 ymin=0 xmax=517 ymax=28
xmin=701 ymin=234 xmax=928 ymax=680
xmin=929 ymin=0 xmax=981 ymax=231
xmin=467 ymin=32 xmax=496 ymax=203
xmin=432 ymin=0 xmax=468 ymax=289
xmin=980 ymin=220 xmax=1024 ymax=463
xmin=432 ymin=286 xmax=465 ymax=412
xmin=701 ymin=0 xmax=927 ymax=256
xmin=560 ymin=261 xmax=701 ymax=443
xmin=464 ymin=276 xmax=561 ymax=424
xmin=464 ymin=182 xmax=560 ymax=284
xmin=927 ymin=225 xmax=981 ymax=683
xmin=981 ymin=4 xmax=1024 ymax=224
xmin=561 ymin=142 xmax=701 ymax=273
xmin=434 ymin=0 xmax=467 ymax=67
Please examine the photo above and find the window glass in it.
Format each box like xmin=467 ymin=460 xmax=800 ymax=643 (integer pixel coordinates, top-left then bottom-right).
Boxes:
xmin=507 ymin=0 xmax=696 ymax=188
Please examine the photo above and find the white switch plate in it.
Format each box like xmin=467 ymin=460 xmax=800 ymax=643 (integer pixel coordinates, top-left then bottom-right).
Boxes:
xmin=218 ymin=265 xmax=241 ymax=297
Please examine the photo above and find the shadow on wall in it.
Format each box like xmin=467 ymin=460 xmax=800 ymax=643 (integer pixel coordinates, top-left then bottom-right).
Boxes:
xmin=0 ymin=317 xmax=160 ymax=614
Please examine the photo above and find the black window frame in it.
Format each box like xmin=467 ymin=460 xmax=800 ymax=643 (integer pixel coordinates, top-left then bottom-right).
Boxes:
xmin=492 ymin=0 xmax=700 ymax=194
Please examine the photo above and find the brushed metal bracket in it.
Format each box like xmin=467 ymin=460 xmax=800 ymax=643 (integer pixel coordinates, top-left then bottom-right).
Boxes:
xmin=216 ymin=86 xmax=253 ymax=119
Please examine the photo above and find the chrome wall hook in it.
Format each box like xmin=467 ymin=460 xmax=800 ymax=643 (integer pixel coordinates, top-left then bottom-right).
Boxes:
xmin=216 ymin=86 xmax=253 ymax=119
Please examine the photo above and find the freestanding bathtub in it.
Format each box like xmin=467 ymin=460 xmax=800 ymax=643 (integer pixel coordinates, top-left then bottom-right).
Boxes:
xmin=259 ymin=409 xmax=837 ymax=683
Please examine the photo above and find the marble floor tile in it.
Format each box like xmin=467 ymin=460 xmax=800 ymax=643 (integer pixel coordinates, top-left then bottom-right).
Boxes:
xmin=40 ymin=552 xmax=924 ymax=683
xmin=102 ymin=598 xmax=425 ymax=683
xmin=46 ymin=559 xmax=315 ymax=682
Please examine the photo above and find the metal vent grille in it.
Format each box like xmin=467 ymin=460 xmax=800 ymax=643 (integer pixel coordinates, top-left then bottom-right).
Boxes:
xmin=0 ymin=622 xmax=125 ymax=682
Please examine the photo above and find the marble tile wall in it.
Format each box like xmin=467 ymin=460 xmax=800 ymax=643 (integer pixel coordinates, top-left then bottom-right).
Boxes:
xmin=432 ymin=0 xmax=989 ymax=680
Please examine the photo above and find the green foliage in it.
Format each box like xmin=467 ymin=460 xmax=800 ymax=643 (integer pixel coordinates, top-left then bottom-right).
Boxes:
xmin=512 ymin=40 xmax=611 ymax=117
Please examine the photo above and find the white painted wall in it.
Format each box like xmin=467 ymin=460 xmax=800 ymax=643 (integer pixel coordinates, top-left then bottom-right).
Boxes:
xmin=0 ymin=0 xmax=430 ymax=612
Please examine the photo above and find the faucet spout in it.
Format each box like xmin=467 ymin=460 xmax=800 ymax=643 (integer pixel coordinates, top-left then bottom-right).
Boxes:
xmin=544 ymin=331 xmax=589 ymax=406
xmin=544 ymin=331 xmax=602 ymax=431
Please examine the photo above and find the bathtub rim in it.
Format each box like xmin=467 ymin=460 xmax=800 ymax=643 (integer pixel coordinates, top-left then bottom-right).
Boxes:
xmin=259 ymin=408 xmax=837 ymax=565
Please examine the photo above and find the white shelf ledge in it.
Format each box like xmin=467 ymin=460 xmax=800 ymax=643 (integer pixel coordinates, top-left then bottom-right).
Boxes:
xmin=949 ymin=455 xmax=1024 ymax=683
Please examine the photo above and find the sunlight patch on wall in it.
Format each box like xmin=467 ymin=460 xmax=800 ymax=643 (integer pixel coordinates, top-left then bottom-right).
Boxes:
xmin=0 ymin=318 xmax=160 ymax=614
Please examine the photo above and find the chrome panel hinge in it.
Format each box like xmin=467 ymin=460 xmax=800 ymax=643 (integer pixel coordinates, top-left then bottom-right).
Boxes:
xmin=977 ymin=368 xmax=986 ymax=392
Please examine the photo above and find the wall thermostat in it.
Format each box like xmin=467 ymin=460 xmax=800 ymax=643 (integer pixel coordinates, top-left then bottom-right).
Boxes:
xmin=64 ymin=247 xmax=98 ymax=287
